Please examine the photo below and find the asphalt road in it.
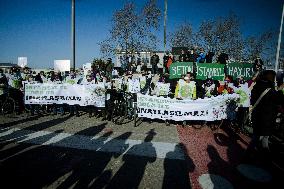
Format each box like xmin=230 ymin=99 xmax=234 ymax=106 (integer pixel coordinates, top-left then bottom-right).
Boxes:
xmin=0 ymin=113 xmax=190 ymax=189
xmin=1 ymin=112 xmax=283 ymax=189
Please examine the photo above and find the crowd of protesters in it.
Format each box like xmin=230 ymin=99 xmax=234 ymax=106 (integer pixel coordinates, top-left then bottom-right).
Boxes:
xmin=1 ymin=47 xmax=284 ymax=167
xmin=0 ymin=49 xmax=284 ymax=130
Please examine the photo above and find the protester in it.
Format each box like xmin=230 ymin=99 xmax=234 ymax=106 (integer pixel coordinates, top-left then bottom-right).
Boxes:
xmin=34 ymin=72 xmax=43 ymax=83
xmin=0 ymin=69 xmax=8 ymax=89
xmin=233 ymin=75 xmax=250 ymax=133
xmin=105 ymin=58 xmax=113 ymax=79
xmin=205 ymin=51 xmax=215 ymax=63
xmin=150 ymin=52 xmax=160 ymax=74
xmin=51 ymin=71 xmax=64 ymax=115
xmin=217 ymin=53 xmax=229 ymax=64
xmin=178 ymin=49 xmax=187 ymax=62
xmin=175 ymin=72 xmax=196 ymax=100
xmin=164 ymin=52 xmax=173 ymax=74
xmin=246 ymin=70 xmax=284 ymax=160
xmin=163 ymin=51 xmax=170 ymax=73
xmin=217 ymin=75 xmax=234 ymax=94
xmin=253 ymin=56 xmax=264 ymax=72
xmin=196 ymin=48 xmax=206 ymax=63
xmin=186 ymin=48 xmax=196 ymax=62
xmin=202 ymin=78 xmax=217 ymax=98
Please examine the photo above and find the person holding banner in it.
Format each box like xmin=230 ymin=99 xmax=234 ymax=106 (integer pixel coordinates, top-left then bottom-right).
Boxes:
xmin=51 ymin=72 xmax=65 ymax=116
xmin=175 ymin=72 xmax=196 ymax=100
xmin=202 ymin=78 xmax=217 ymax=98
xmin=233 ymin=76 xmax=250 ymax=133
xmin=217 ymin=75 xmax=234 ymax=95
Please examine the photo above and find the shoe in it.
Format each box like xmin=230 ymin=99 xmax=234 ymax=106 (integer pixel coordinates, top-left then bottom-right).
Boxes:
xmin=165 ymin=120 xmax=170 ymax=126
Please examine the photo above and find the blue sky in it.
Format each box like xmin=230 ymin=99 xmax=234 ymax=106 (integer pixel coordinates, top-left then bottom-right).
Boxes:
xmin=0 ymin=0 xmax=283 ymax=68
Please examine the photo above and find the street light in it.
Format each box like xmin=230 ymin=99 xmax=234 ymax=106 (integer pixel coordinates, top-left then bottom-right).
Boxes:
xmin=71 ymin=0 xmax=75 ymax=70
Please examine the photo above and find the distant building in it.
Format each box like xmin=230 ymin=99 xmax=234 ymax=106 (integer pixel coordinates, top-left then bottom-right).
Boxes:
xmin=115 ymin=51 xmax=165 ymax=68
xmin=0 ymin=63 xmax=19 ymax=72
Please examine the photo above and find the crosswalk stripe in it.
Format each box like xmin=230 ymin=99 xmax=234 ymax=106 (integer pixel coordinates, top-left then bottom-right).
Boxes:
xmin=0 ymin=127 xmax=185 ymax=160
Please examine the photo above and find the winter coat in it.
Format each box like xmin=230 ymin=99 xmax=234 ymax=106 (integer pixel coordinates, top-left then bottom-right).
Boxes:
xmin=251 ymin=80 xmax=284 ymax=136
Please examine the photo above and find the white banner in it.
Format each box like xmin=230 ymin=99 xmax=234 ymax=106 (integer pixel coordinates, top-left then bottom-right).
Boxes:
xmin=24 ymin=83 xmax=106 ymax=107
xmin=137 ymin=93 xmax=239 ymax=121
xmin=54 ymin=60 xmax=70 ymax=72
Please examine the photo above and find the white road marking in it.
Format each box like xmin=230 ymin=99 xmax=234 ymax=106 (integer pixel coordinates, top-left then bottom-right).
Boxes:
xmin=198 ymin=174 xmax=234 ymax=189
xmin=0 ymin=127 xmax=185 ymax=160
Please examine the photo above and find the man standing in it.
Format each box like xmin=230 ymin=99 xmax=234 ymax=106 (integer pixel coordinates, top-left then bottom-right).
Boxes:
xmin=196 ymin=48 xmax=206 ymax=63
xmin=253 ymin=56 xmax=264 ymax=72
xmin=178 ymin=49 xmax=187 ymax=62
xmin=150 ymin=52 xmax=160 ymax=74
xmin=247 ymin=70 xmax=284 ymax=159
xmin=105 ymin=58 xmax=113 ymax=79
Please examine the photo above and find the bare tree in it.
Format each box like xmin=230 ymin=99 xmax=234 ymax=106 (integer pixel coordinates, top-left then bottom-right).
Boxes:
xmin=99 ymin=0 xmax=161 ymax=59
xmin=197 ymin=13 xmax=244 ymax=61
xmin=244 ymin=30 xmax=277 ymax=63
xmin=169 ymin=23 xmax=195 ymax=48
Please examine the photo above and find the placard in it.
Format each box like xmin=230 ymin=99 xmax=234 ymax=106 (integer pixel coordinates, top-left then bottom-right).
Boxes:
xmin=54 ymin=60 xmax=71 ymax=72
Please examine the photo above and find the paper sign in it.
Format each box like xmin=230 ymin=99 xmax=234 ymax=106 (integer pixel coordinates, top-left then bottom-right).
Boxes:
xmin=54 ymin=60 xmax=70 ymax=72
xmin=18 ymin=57 xmax=27 ymax=68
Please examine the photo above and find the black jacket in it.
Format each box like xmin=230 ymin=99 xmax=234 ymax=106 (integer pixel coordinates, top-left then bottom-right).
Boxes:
xmin=150 ymin=54 xmax=159 ymax=65
xmin=251 ymin=80 xmax=284 ymax=136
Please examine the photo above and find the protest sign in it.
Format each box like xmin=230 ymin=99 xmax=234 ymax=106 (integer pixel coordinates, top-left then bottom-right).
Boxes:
xmin=24 ymin=83 xmax=105 ymax=107
xmin=232 ymin=83 xmax=251 ymax=107
xmin=170 ymin=62 xmax=194 ymax=79
xmin=127 ymin=78 xmax=140 ymax=93
xmin=83 ymin=63 xmax=92 ymax=75
xmin=54 ymin=60 xmax=70 ymax=72
xmin=196 ymin=63 xmax=225 ymax=80
xmin=137 ymin=93 xmax=239 ymax=121
xmin=140 ymin=76 xmax=147 ymax=89
xmin=227 ymin=63 xmax=254 ymax=80
xmin=177 ymin=81 xmax=196 ymax=99
xmin=155 ymin=82 xmax=170 ymax=96
xmin=18 ymin=57 xmax=27 ymax=68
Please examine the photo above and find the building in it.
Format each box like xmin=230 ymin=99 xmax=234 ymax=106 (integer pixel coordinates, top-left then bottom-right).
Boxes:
xmin=0 ymin=63 xmax=19 ymax=73
xmin=115 ymin=51 xmax=165 ymax=68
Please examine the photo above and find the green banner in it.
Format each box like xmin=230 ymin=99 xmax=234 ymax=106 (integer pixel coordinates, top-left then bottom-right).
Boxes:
xmin=227 ymin=63 xmax=254 ymax=80
xmin=196 ymin=63 xmax=225 ymax=80
xmin=169 ymin=62 xmax=194 ymax=79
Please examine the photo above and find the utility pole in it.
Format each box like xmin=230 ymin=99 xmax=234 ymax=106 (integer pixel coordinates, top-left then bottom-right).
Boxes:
xmin=275 ymin=4 xmax=284 ymax=72
xmin=71 ymin=0 xmax=75 ymax=70
xmin=164 ymin=0 xmax=167 ymax=53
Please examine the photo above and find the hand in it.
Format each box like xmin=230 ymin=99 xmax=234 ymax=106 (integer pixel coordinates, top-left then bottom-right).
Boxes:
xmin=278 ymin=83 xmax=284 ymax=91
